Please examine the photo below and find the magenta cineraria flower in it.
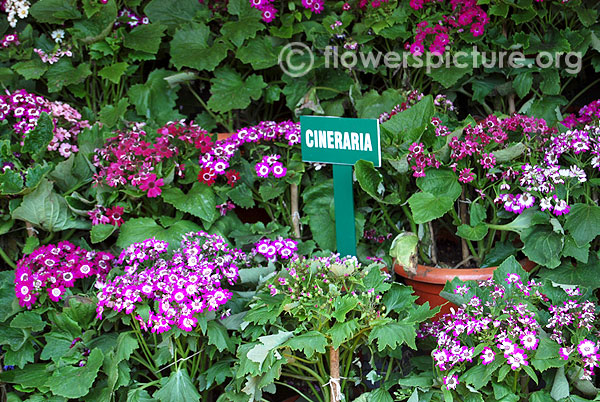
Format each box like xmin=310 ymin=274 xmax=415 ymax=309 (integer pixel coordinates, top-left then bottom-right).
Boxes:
xmin=15 ymin=242 xmax=114 ymax=309
xmin=443 ymin=374 xmax=459 ymax=390
xmin=480 ymin=347 xmax=495 ymax=365
xmin=577 ymin=339 xmax=598 ymax=357
xmin=97 ymin=233 xmax=246 ymax=333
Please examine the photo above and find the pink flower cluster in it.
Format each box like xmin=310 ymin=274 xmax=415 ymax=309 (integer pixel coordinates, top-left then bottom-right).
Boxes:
xmin=420 ymin=274 xmax=546 ymax=390
xmin=197 ymin=120 xmax=300 ymax=187
xmin=87 ymin=205 xmax=125 ymax=226
xmin=33 ymin=47 xmax=72 ymax=64
xmin=562 ymin=99 xmax=600 ymax=129
xmin=408 ymin=0 xmax=488 ymax=55
xmin=15 ymin=241 xmax=114 ymax=309
xmin=253 ymin=237 xmax=298 ymax=260
xmin=407 ymin=142 xmax=441 ymax=178
xmin=96 ymin=233 xmax=245 ymax=333
xmin=216 ymin=201 xmax=236 ymax=216
xmin=0 ymin=89 xmax=89 ymax=158
xmin=1 ymin=32 xmax=18 ymax=47
xmin=93 ymin=121 xmax=208 ymax=198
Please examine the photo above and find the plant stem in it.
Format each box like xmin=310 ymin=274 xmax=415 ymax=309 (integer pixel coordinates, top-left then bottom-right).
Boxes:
xmin=329 ymin=347 xmax=341 ymax=402
xmin=275 ymin=381 xmax=323 ymax=402
xmin=0 ymin=247 xmax=16 ymax=269
xmin=291 ymin=183 xmax=301 ymax=238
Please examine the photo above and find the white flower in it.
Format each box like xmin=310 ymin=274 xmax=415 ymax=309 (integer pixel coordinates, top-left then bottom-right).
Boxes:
xmin=51 ymin=29 xmax=65 ymax=43
xmin=17 ymin=6 xmax=28 ymax=19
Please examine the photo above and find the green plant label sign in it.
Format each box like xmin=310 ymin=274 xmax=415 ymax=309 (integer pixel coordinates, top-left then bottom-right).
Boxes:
xmin=300 ymin=116 xmax=381 ymax=167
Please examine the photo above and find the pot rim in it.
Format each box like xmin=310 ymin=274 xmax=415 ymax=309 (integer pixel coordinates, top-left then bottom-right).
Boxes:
xmin=393 ymin=258 xmax=535 ymax=285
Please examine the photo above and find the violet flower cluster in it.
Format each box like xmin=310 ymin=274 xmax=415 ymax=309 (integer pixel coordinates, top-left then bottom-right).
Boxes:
xmin=502 ymin=100 xmax=600 ymax=217
xmin=92 ymin=120 xmax=209 ymax=199
xmin=408 ymin=0 xmax=488 ymax=55
xmin=253 ymin=237 xmax=298 ymax=261
xmin=14 ymin=241 xmax=115 ymax=309
xmin=0 ymin=89 xmax=90 ymax=158
xmin=96 ymin=232 xmax=246 ymax=333
xmin=197 ymin=120 xmax=300 ymax=187
xmin=248 ymin=0 xmax=324 ymax=23
xmin=546 ymin=287 xmax=600 ymax=380
xmin=419 ymin=273 xmax=547 ymax=391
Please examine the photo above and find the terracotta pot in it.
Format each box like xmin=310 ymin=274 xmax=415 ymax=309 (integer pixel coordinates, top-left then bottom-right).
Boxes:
xmin=394 ymin=259 xmax=536 ymax=318
xmin=215 ymin=132 xmax=235 ymax=141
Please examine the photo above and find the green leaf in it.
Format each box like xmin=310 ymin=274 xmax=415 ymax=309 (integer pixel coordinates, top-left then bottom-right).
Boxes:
xmin=29 ymin=0 xmax=81 ymax=23
xmin=48 ymin=153 xmax=93 ymax=193
xmin=522 ymin=226 xmax=563 ymax=268
xmin=170 ymin=23 xmax=228 ymax=72
xmin=284 ymin=331 xmax=328 ymax=358
xmin=389 ymin=233 xmax=418 ymax=271
xmin=117 ymin=218 xmax=201 ymax=251
xmin=70 ymin=0 xmax=116 ymax=42
xmin=207 ymin=320 xmax=233 ymax=352
xmin=369 ymin=321 xmax=416 ymax=351
xmin=576 ymin=8 xmax=598 ymax=27
xmin=551 ymin=367 xmax=570 ymax=400
xmin=22 ymin=113 xmax=53 ymax=159
xmin=98 ymin=62 xmax=129 ymax=85
xmin=246 ymin=331 xmax=293 ymax=366
xmin=23 ymin=236 xmax=39 ymax=255
xmin=90 ymin=224 xmax=116 ymax=244
xmin=540 ymin=70 xmax=560 ymax=96
xmin=207 ymin=67 xmax=266 ymax=113
xmin=381 ymin=283 xmax=418 ymax=313
xmin=128 ymin=69 xmax=182 ymax=124
xmin=204 ymin=358 xmax=234 ymax=388
xmin=427 ymin=63 xmax=472 ymax=88
xmin=12 ymin=59 xmax=48 ymax=80
xmin=408 ymin=192 xmax=455 ymax=224
xmin=354 ymin=89 xmax=403 ymax=119
xmin=328 ymin=319 xmax=359 ymax=349
xmin=0 ymin=169 xmax=24 ymax=194
xmin=10 ymin=311 xmax=46 ymax=332
xmin=456 ymin=223 xmax=488 ymax=241
xmin=488 ymin=208 xmax=547 ymax=234
xmin=492 ymin=255 xmax=528 ymax=285
xmin=302 ymin=180 xmax=335 ymax=251
xmin=123 ymin=23 xmax=166 ymax=54
xmin=45 ymin=348 xmax=103 ymax=398
xmin=331 ymin=295 xmax=359 ymax=322
xmin=258 ymin=180 xmax=286 ymax=202
xmin=355 ymin=160 xmax=384 ymax=201
xmin=153 ymin=369 xmax=200 ymax=402
xmin=227 ymin=184 xmax=255 ymax=208
xmin=144 ymin=0 xmax=203 ymax=28
xmin=564 ymin=203 xmax=600 ymax=247
xmin=381 ymin=95 xmax=434 ymax=144
xmin=12 ymin=179 xmax=88 ymax=231
xmin=236 ymin=37 xmax=281 ymax=69
xmin=531 ymin=337 xmax=566 ymax=372
xmin=26 ymin=163 xmax=53 ymax=188
xmin=127 ymin=388 xmax=155 ymax=402
xmin=0 ymin=363 xmax=50 ymax=388
xmin=45 ymin=59 xmax=91 ymax=93
xmin=98 ymin=98 xmax=129 ymax=127
xmin=221 ymin=17 xmax=263 ymax=47
xmin=562 ymin=235 xmax=590 ymax=263
xmin=0 ymin=271 xmax=18 ymax=323
xmin=161 ymin=182 xmax=217 ymax=225
xmin=513 ymin=73 xmax=533 ymax=98
xmin=492 ymin=143 xmax=527 ymax=163
xmin=416 ymin=169 xmax=461 ymax=200
xmin=4 ymin=342 xmax=35 ymax=368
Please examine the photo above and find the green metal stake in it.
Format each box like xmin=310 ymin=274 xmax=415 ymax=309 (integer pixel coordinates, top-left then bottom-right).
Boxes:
xmin=332 ymin=164 xmax=356 ymax=257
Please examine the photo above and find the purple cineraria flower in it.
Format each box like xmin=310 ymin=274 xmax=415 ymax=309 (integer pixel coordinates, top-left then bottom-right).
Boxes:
xmin=519 ymin=331 xmax=539 ymax=350
xmin=506 ymin=273 xmax=520 ymax=284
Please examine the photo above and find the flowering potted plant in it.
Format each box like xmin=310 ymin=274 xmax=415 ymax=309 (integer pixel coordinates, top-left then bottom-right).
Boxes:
xmin=355 ymin=94 xmax=547 ymax=312
xmin=228 ymin=253 xmax=437 ymax=402
xmin=393 ymin=256 xmax=600 ymax=401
